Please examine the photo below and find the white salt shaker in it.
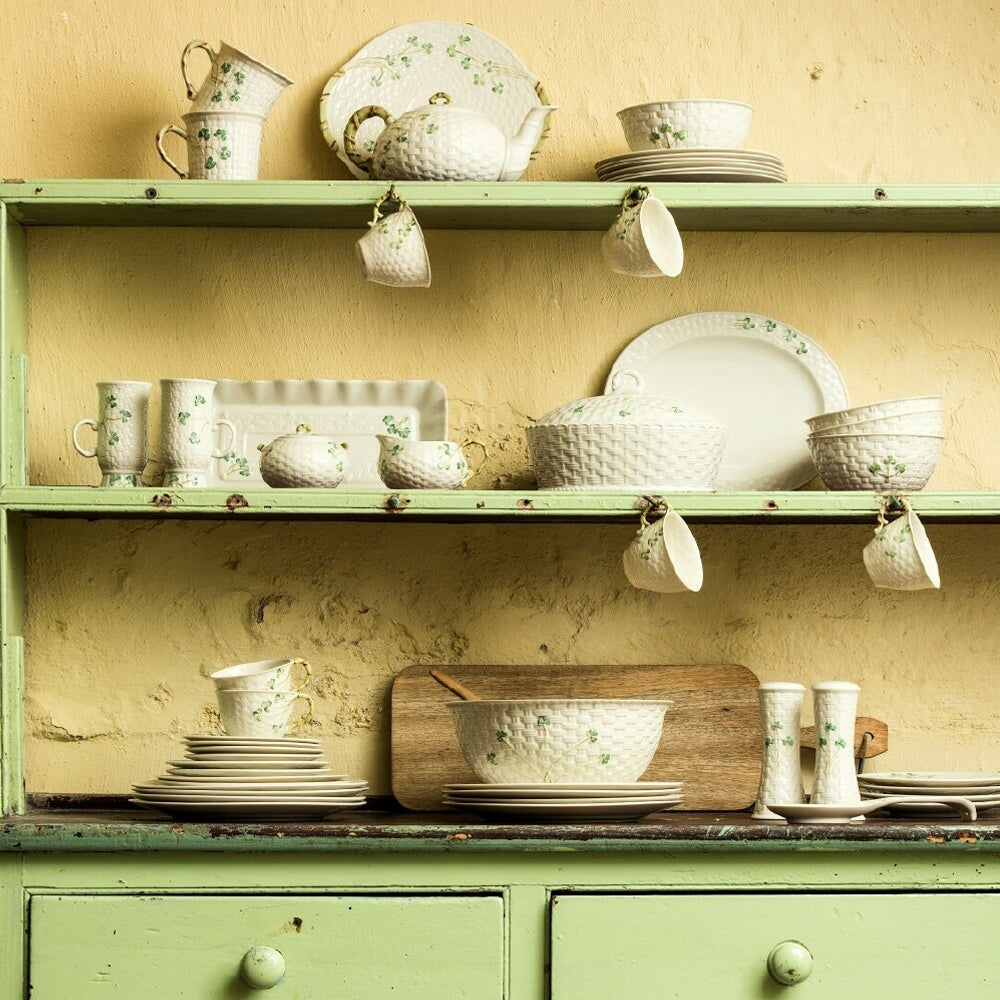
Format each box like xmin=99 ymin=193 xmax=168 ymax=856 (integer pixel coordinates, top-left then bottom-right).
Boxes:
xmin=810 ymin=681 xmax=861 ymax=805
xmin=752 ymin=682 xmax=806 ymax=820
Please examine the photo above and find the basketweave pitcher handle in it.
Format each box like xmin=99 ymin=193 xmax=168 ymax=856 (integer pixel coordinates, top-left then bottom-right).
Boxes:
xmin=181 ymin=40 xmax=217 ymax=100
xmin=458 ymin=439 xmax=489 ymax=484
xmin=610 ymin=369 xmax=644 ymax=393
xmin=155 ymin=124 xmax=188 ymax=178
xmin=342 ymin=105 xmax=393 ymax=172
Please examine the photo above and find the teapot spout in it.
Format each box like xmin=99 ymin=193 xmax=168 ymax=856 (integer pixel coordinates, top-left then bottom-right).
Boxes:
xmin=499 ymin=105 xmax=557 ymax=181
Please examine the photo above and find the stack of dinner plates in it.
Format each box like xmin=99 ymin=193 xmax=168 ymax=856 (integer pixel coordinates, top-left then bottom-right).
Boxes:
xmin=859 ymin=771 xmax=1000 ymax=816
xmin=595 ymin=148 xmax=787 ymax=183
xmin=443 ymin=781 xmax=683 ymax=821
xmin=130 ymin=735 xmax=368 ymax=820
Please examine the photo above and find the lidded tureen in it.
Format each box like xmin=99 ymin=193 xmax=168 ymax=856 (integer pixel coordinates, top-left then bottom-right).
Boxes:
xmin=257 ymin=424 xmax=349 ymax=488
xmin=342 ymin=92 xmax=557 ymax=181
xmin=526 ymin=370 xmax=728 ymax=491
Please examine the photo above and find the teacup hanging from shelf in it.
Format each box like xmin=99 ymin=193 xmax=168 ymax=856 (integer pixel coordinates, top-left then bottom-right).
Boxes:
xmin=602 ymin=186 xmax=684 ymax=278
xmin=623 ymin=501 xmax=703 ymax=593
xmin=862 ymin=496 xmax=940 ymax=590
xmin=356 ymin=186 xmax=431 ymax=288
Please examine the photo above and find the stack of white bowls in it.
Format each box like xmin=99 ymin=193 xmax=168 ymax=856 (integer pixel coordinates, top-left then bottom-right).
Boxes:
xmin=444 ymin=698 xmax=683 ymax=821
xmin=805 ymin=396 xmax=943 ymax=490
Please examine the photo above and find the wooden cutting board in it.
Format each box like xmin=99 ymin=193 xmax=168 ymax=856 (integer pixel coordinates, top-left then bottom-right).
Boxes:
xmin=391 ymin=663 xmax=761 ymax=812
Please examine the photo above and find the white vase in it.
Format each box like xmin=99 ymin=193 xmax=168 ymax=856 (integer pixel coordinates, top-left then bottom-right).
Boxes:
xmin=752 ymin=682 xmax=806 ymax=820
xmin=811 ymin=681 xmax=861 ymax=805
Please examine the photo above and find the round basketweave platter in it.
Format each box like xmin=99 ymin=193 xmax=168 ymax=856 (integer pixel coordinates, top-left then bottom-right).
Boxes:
xmin=605 ymin=311 xmax=849 ymax=490
xmin=320 ymin=20 xmax=552 ymax=178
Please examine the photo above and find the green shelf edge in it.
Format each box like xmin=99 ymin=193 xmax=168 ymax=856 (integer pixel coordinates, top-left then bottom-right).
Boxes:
xmin=3 ymin=487 xmax=1000 ymax=522
xmin=3 ymin=180 xmax=1000 ymax=231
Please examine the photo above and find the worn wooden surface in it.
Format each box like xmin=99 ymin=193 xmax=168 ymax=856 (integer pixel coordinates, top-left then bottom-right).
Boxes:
xmin=392 ymin=663 xmax=761 ymax=812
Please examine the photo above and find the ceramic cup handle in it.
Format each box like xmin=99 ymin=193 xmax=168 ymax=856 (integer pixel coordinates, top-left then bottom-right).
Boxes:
xmin=290 ymin=657 xmax=313 ymax=692
xmin=458 ymin=439 xmax=489 ymax=485
xmin=181 ymin=39 xmax=217 ymax=100
xmin=290 ymin=691 xmax=314 ymax=733
xmin=72 ymin=418 xmax=98 ymax=458
xmin=211 ymin=419 xmax=237 ymax=459
xmin=155 ymin=125 xmax=188 ymax=178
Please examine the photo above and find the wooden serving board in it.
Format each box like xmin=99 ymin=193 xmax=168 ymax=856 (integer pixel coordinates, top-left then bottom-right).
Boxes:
xmin=391 ymin=663 xmax=761 ymax=812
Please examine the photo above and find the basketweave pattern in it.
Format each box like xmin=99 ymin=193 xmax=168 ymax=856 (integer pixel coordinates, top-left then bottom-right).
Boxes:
xmin=753 ymin=685 xmax=805 ymax=819
xmin=97 ymin=381 xmax=149 ymax=472
xmin=527 ymin=422 xmax=726 ymax=490
xmin=372 ymin=124 xmax=506 ymax=181
xmin=449 ymin=700 xmax=668 ymax=783
xmin=189 ymin=45 xmax=291 ymax=115
xmin=811 ymin=687 xmax=861 ymax=806
xmin=808 ymin=409 xmax=943 ymax=437
xmin=618 ymin=101 xmax=751 ymax=151
xmin=161 ymin=380 xmax=220 ymax=470
xmin=379 ymin=445 xmax=467 ymax=489
xmin=356 ymin=209 xmax=430 ymax=287
xmin=180 ymin=112 xmax=264 ymax=180
xmin=602 ymin=218 xmax=662 ymax=277
xmin=862 ymin=512 xmax=940 ymax=590
xmin=260 ymin=448 xmax=346 ymax=489
xmin=806 ymin=396 xmax=941 ymax=433
xmin=808 ymin=432 xmax=942 ymax=491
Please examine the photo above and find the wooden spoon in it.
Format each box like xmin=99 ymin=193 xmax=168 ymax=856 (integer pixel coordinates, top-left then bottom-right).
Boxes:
xmin=428 ymin=669 xmax=480 ymax=701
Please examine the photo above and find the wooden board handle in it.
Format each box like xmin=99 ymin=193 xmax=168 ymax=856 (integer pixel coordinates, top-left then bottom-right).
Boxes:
xmin=800 ymin=717 xmax=888 ymax=758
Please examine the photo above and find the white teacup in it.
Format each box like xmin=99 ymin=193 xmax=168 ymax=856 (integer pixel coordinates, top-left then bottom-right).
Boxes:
xmin=160 ymin=378 xmax=237 ymax=487
xmin=181 ymin=39 xmax=293 ymax=116
xmin=217 ymin=687 xmax=313 ymax=738
xmin=863 ymin=507 xmax=940 ymax=590
xmin=602 ymin=187 xmax=684 ymax=278
xmin=210 ymin=657 xmax=312 ymax=692
xmin=623 ymin=509 xmax=703 ymax=593
xmin=356 ymin=194 xmax=431 ymax=288
xmin=377 ymin=435 xmax=487 ymax=489
xmin=72 ymin=380 xmax=150 ymax=487
xmin=156 ymin=110 xmax=265 ymax=180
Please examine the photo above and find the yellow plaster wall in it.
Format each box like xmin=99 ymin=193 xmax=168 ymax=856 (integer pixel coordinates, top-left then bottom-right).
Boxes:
xmin=3 ymin=0 xmax=1000 ymax=793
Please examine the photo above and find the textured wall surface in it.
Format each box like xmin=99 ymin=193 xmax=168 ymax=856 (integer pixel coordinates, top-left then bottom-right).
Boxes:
xmin=3 ymin=0 xmax=1000 ymax=793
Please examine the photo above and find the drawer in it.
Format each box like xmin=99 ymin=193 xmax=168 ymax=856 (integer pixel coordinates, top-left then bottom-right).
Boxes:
xmin=551 ymin=892 xmax=999 ymax=998
xmin=29 ymin=893 xmax=504 ymax=998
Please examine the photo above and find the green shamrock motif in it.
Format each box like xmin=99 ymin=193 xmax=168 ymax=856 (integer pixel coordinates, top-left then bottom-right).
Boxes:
xmin=382 ymin=414 xmax=412 ymax=438
xmin=188 ymin=432 xmax=201 ymax=445
xmin=834 ymin=737 xmax=848 ymax=748
xmin=587 ymin=729 xmax=599 ymax=743
xmin=252 ymin=699 xmax=273 ymax=722
xmin=771 ymin=721 xmax=783 ymax=730
xmin=193 ymin=394 xmax=206 ymax=406
xmin=221 ymin=451 xmax=250 ymax=477
xmin=178 ymin=411 xmax=190 ymax=424
xmin=868 ymin=455 xmax=907 ymax=479
xmin=600 ymin=753 xmax=612 ymax=764
xmin=495 ymin=729 xmax=507 ymax=743
xmin=765 ymin=736 xmax=774 ymax=747
xmin=781 ymin=736 xmax=795 ymax=746
xmin=426 ymin=122 xmax=439 ymax=133
xmin=649 ymin=121 xmax=686 ymax=147
xmin=818 ymin=736 xmax=828 ymax=747
xmin=486 ymin=752 xmax=498 ymax=764
xmin=536 ymin=715 xmax=551 ymax=726
xmin=108 ymin=431 xmax=120 ymax=445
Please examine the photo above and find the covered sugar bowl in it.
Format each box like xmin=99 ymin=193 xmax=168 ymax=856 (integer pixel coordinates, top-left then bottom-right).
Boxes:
xmin=257 ymin=424 xmax=349 ymax=488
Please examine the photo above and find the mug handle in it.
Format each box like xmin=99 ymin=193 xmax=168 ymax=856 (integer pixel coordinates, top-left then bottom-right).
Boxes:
xmin=155 ymin=125 xmax=188 ymax=178
xmin=290 ymin=691 xmax=314 ymax=733
xmin=181 ymin=39 xmax=217 ymax=99
xmin=72 ymin=418 xmax=98 ymax=458
xmin=342 ymin=105 xmax=393 ymax=173
xmin=211 ymin=418 xmax=237 ymax=458
xmin=458 ymin=439 xmax=489 ymax=485
xmin=289 ymin=657 xmax=313 ymax=692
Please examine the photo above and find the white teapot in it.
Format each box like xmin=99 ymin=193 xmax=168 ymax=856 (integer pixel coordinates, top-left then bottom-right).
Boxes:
xmin=342 ymin=92 xmax=557 ymax=181
xmin=257 ymin=425 xmax=348 ymax=488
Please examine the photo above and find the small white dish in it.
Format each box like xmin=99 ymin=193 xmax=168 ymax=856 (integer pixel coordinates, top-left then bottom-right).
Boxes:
xmin=166 ymin=767 xmax=343 ymax=779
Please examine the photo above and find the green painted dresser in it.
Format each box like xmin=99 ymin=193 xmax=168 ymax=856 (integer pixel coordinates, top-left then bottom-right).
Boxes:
xmin=3 ymin=181 xmax=1000 ymax=997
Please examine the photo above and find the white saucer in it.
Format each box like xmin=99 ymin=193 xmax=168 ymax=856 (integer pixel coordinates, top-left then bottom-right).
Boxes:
xmin=130 ymin=798 xmax=366 ymax=820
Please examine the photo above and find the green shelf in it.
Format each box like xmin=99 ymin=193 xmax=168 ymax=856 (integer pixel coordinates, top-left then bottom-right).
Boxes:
xmin=3 ymin=180 xmax=1000 ymax=231
xmin=5 ymin=487 xmax=1000 ymax=523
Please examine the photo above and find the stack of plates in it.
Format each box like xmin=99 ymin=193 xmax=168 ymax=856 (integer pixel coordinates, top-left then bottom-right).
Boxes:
xmin=595 ymin=148 xmax=786 ymax=183
xmin=443 ymin=781 xmax=683 ymax=821
xmin=859 ymin=771 xmax=1000 ymax=816
xmin=130 ymin=735 xmax=368 ymax=820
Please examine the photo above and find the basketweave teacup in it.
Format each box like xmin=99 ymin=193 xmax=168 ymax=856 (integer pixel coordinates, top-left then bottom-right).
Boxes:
xmin=217 ymin=688 xmax=313 ymax=739
xmin=160 ymin=378 xmax=237 ymax=487
xmin=356 ymin=193 xmax=431 ymax=288
xmin=376 ymin=435 xmax=488 ymax=489
xmin=602 ymin=187 xmax=684 ymax=278
xmin=863 ymin=505 xmax=940 ymax=590
xmin=181 ymin=39 xmax=293 ymax=115
xmin=156 ymin=110 xmax=265 ymax=180
xmin=210 ymin=658 xmax=312 ymax=693
xmin=623 ymin=508 xmax=703 ymax=593
xmin=72 ymin=380 xmax=151 ymax=487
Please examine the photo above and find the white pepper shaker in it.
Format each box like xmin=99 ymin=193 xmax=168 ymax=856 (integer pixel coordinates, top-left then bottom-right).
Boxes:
xmin=810 ymin=681 xmax=861 ymax=806
xmin=752 ymin=682 xmax=806 ymax=821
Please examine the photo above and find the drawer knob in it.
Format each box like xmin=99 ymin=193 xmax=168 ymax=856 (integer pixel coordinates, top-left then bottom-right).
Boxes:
xmin=240 ymin=946 xmax=286 ymax=990
xmin=766 ymin=940 xmax=814 ymax=986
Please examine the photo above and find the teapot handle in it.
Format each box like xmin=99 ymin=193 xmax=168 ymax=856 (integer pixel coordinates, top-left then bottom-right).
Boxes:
xmin=181 ymin=40 xmax=217 ymax=100
xmin=343 ymin=105 xmax=393 ymax=174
